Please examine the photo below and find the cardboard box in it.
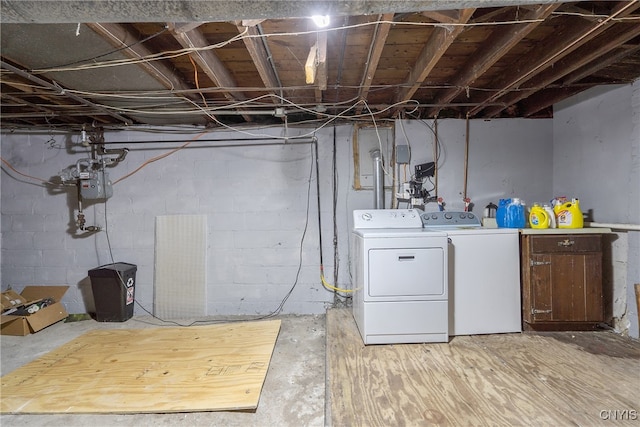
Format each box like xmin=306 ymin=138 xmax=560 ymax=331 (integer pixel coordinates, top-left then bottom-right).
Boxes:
xmin=1 ymin=289 xmax=27 ymax=311
xmin=1 ymin=286 xmax=69 ymax=336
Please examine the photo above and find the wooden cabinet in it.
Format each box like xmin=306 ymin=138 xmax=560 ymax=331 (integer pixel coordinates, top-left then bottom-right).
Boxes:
xmin=520 ymin=233 xmax=604 ymax=331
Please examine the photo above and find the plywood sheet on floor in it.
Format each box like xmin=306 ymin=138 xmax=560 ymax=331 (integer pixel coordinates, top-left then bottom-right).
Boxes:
xmin=1 ymin=319 xmax=281 ymax=414
xmin=326 ymin=308 xmax=640 ymax=426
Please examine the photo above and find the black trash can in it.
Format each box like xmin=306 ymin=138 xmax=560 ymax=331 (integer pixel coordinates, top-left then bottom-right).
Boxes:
xmin=88 ymin=262 xmax=137 ymax=322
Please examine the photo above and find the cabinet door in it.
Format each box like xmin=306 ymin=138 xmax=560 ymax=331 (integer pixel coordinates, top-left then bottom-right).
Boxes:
xmin=530 ymin=252 xmax=603 ymax=322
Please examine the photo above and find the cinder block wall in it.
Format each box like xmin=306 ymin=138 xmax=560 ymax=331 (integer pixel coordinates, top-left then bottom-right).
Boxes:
xmin=1 ymin=126 xmax=344 ymax=316
xmin=553 ymin=80 xmax=640 ymax=338
xmin=8 ymin=117 xmax=612 ymax=320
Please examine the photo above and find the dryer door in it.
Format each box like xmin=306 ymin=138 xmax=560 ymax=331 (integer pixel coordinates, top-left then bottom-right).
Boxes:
xmin=368 ymin=247 xmax=445 ymax=298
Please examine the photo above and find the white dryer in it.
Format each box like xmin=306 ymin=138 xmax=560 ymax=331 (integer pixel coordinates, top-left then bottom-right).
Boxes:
xmin=352 ymin=209 xmax=449 ymax=345
xmin=420 ymin=211 xmax=521 ymax=336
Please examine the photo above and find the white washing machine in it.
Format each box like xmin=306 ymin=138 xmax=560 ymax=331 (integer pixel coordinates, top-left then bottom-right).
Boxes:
xmin=420 ymin=211 xmax=521 ymax=336
xmin=352 ymin=209 xmax=449 ymax=345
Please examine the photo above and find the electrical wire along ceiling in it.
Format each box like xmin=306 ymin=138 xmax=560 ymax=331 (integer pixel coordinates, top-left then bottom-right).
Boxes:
xmin=1 ymin=0 xmax=639 ymax=130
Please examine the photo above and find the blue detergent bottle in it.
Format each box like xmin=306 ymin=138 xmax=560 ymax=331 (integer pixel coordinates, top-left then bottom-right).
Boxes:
xmin=496 ymin=199 xmax=510 ymax=228
xmin=506 ymin=198 xmax=526 ymax=228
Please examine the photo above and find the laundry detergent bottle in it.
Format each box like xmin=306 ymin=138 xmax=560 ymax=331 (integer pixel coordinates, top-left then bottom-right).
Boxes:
xmin=529 ymin=204 xmax=549 ymax=229
xmin=543 ymin=204 xmax=556 ymax=228
xmin=557 ymin=198 xmax=583 ymax=228
xmin=507 ymin=198 xmax=526 ymax=228
xmin=496 ymin=199 xmax=510 ymax=228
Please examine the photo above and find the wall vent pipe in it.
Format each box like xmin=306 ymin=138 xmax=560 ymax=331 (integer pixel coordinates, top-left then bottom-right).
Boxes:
xmin=370 ymin=148 xmax=384 ymax=209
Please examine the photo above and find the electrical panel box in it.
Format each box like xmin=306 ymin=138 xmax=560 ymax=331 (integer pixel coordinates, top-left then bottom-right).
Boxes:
xmin=396 ymin=145 xmax=410 ymax=164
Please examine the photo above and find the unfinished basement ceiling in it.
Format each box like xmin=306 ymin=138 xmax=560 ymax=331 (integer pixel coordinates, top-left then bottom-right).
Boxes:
xmin=1 ymin=1 xmax=639 ymax=130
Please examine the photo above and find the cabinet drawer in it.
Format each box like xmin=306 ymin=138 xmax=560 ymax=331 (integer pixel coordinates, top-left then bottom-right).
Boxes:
xmin=529 ymin=235 xmax=602 ymax=254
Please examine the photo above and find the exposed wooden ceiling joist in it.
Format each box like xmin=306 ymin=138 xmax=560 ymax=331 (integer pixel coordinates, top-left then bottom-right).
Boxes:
xmin=522 ymin=43 xmax=640 ymax=117
xmin=168 ymin=23 xmax=251 ymax=122
xmin=425 ymin=3 xmax=559 ymax=118
xmin=0 ymin=60 xmax=133 ymax=125
xmin=235 ymin=22 xmax=281 ymax=103
xmin=356 ymin=13 xmax=395 ymax=114
xmin=467 ymin=0 xmax=640 ymax=117
xmin=1 ymin=1 xmax=638 ymax=128
xmin=86 ymin=23 xmax=195 ymax=95
xmin=483 ymin=19 xmax=640 ymax=117
xmin=395 ymin=8 xmax=476 ymax=107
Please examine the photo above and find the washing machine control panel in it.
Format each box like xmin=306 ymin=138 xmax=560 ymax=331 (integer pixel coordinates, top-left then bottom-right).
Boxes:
xmin=353 ymin=209 xmax=423 ymax=229
xmin=420 ymin=211 xmax=481 ymax=228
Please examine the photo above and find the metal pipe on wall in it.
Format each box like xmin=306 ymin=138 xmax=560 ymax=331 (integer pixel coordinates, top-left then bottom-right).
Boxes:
xmin=91 ymin=137 xmax=316 ymax=146
xmin=370 ymin=148 xmax=384 ymax=209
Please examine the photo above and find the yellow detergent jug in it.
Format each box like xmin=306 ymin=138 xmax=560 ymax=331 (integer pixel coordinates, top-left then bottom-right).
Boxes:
xmin=556 ymin=198 xmax=583 ymax=228
xmin=529 ymin=204 xmax=549 ymax=229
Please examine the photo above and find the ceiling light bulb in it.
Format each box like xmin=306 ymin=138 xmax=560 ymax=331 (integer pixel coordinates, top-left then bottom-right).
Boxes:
xmin=311 ymin=15 xmax=330 ymax=28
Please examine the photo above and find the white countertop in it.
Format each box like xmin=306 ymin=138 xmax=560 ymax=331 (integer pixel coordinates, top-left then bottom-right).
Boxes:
xmin=519 ymin=227 xmax=612 ymax=235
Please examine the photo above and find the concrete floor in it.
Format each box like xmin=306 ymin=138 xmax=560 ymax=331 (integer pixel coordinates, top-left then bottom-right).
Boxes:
xmin=1 ymin=314 xmax=326 ymax=426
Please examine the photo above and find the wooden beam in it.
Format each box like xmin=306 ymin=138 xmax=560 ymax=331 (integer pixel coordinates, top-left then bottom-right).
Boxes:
xmin=483 ymin=21 xmax=640 ymax=117
xmin=1 ymin=76 xmax=37 ymax=94
xmin=235 ymin=22 xmax=280 ymax=103
xmin=394 ymin=8 xmax=475 ymax=105
xmin=306 ymin=30 xmax=328 ymax=108
xmin=421 ymin=9 xmax=460 ymax=23
xmin=521 ymin=44 xmax=640 ymax=117
xmin=241 ymin=19 xmax=265 ymax=27
xmin=357 ymin=13 xmax=394 ymax=113
xmin=305 ymin=42 xmax=318 ymax=84
xmin=425 ymin=3 xmax=558 ymax=118
xmin=316 ymin=31 xmax=328 ymax=91
xmin=314 ymin=31 xmax=329 ymax=108
xmin=469 ymin=6 xmax=516 ymax=24
xmin=168 ymin=23 xmax=250 ymax=121
xmin=0 ymin=60 xmax=133 ymax=125
xmin=87 ymin=23 xmax=194 ymax=95
xmin=1 ymin=78 xmax=112 ymax=124
xmin=520 ymin=87 xmax=586 ymax=118
xmin=2 ymin=93 xmax=60 ymax=117
xmin=171 ymin=22 xmax=205 ymax=33
xmin=562 ymin=44 xmax=640 ymax=85
xmin=557 ymin=4 xmax=610 ymax=22
xmin=467 ymin=0 xmax=640 ymax=117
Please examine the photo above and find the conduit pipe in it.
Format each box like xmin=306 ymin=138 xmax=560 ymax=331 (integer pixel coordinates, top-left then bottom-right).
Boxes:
xmin=462 ymin=115 xmax=470 ymax=202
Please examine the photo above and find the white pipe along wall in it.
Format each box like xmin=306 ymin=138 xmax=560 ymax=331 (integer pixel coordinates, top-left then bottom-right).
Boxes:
xmin=1 ymin=82 xmax=638 ymax=338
